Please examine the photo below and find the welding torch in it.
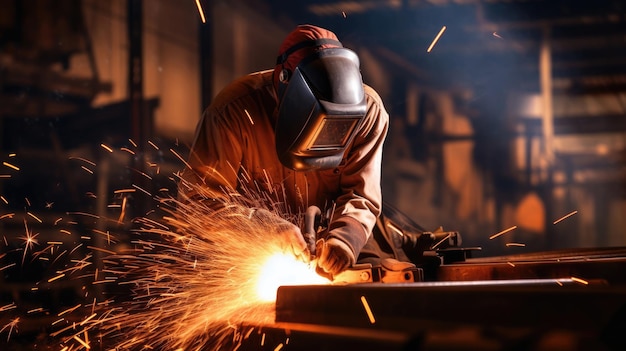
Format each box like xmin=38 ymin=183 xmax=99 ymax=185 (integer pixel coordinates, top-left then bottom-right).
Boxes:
xmin=302 ymin=205 xmax=322 ymax=261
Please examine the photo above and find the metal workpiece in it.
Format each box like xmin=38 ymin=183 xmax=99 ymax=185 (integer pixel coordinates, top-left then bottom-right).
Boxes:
xmin=437 ymin=247 xmax=626 ymax=284
xmin=275 ymin=281 xmax=626 ymax=336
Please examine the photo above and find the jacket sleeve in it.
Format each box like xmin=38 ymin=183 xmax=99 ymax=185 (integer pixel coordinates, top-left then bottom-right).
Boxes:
xmin=326 ymin=86 xmax=389 ymax=258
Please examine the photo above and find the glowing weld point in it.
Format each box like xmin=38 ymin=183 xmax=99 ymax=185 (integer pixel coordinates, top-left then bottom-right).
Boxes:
xmin=427 ymin=25 xmax=446 ymax=53
xmin=256 ymin=253 xmax=329 ymax=302
xmin=360 ymin=296 xmax=376 ymax=324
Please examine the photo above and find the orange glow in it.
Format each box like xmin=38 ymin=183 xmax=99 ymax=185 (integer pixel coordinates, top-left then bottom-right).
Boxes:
xmin=256 ymin=253 xmax=329 ymax=302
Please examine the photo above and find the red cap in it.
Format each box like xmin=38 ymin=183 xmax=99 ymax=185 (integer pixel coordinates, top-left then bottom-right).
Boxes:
xmin=273 ymin=25 xmax=342 ymax=99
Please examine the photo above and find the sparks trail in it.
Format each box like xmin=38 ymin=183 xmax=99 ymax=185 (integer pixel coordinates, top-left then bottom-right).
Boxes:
xmin=46 ymin=179 xmax=326 ymax=350
xmin=1 ymin=142 xmax=327 ymax=350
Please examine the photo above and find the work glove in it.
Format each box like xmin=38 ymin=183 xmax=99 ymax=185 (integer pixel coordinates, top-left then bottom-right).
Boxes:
xmin=251 ymin=208 xmax=309 ymax=262
xmin=315 ymin=237 xmax=355 ymax=276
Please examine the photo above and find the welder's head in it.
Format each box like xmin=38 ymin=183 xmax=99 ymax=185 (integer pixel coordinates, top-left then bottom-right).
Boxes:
xmin=273 ymin=24 xmax=367 ymax=171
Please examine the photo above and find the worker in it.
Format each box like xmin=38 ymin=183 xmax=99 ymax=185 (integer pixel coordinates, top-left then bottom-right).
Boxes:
xmin=180 ymin=24 xmax=391 ymax=277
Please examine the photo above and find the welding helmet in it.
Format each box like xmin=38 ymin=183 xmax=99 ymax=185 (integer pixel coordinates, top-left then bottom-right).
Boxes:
xmin=274 ymin=38 xmax=367 ymax=171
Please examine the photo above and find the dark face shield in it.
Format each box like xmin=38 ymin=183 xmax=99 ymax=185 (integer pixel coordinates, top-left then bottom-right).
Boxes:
xmin=275 ymin=48 xmax=367 ymax=171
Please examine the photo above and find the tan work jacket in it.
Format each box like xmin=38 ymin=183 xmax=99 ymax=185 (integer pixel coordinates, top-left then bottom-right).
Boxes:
xmin=180 ymin=70 xmax=389 ymax=258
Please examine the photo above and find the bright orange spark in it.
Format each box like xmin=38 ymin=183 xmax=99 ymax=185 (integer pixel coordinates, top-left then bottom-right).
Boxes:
xmin=489 ymin=225 xmax=517 ymax=240
xmin=0 ymin=317 xmax=19 ymax=341
xmin=360 ymin=296 xmax=376 ymax=324
xmin=553 ymin=210 xmax=578 ymax=224
xmin=195 ymin=0 xmax=206 ymax=23
xmin=244 ymin=109 xmax=254 ymax=125
xmin=2 ymin=161 xmax=19 ymax=171
xmin=427 ymin=25 xmax=446 ymax=53
xmin=20 ymin=219 xmax=39 ymax=265
xmin=81 ymin=165 xmax=94 ymax=174
xmin=571 ymin=276 xmax=589 ymax=285
xmin=47 ymin=273 xmax=65 ymax=283
xmin=27 ymin=212 xmax=42 ymax=223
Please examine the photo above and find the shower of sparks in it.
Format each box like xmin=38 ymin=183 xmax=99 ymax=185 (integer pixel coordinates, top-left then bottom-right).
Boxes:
xmin=427 ymin=25 xmax=446 ymax=53
xmin=360 ymin=295 xmax=376 ymax=324
xmin=489 ymin=225 xmax=517 ymax=240
xmin=195 ymin=0 xmax=207 ymax=23
xmin=1 ymin=172 xmax=330 ymax=350
xmin=553 ymin=210 xmax=578 ymax=225
xmin=507 ymin=261 xmax=516 ymax=267
xmin=493 ymin=32 xmax=503 ymax=39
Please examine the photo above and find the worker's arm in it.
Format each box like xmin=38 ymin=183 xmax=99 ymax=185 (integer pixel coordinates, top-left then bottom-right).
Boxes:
xmin=317 ymin=86 xmax=389 ymax=275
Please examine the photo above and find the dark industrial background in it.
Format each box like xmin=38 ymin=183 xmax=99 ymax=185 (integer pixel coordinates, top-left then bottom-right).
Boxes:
xmin=0 ymin=0 xmax=625 ymax=348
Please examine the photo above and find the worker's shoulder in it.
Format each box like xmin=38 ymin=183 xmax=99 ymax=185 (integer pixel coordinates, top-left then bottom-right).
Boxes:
xmin=209 ymin=70 xmax=274 ymax=113
xmin=363 ymin=84 xmax=384 ymax=106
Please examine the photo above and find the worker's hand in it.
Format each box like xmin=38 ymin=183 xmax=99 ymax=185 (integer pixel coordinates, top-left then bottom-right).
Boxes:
xmin=252 ymin=208 xmax=309 ymax=262
xmin=315 ymin=238 xmax=355 ymax=276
